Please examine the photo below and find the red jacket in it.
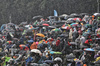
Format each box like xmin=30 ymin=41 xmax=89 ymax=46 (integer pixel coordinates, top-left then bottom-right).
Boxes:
xmin=56 ymin=40 xmax=60 ymax=46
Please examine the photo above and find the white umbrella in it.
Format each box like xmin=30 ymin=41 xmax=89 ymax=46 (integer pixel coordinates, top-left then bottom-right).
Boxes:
xmin=31 ymin=49 xmax=41 ymax=54
xmin=54 ymin=57 xmax=62 ymax=62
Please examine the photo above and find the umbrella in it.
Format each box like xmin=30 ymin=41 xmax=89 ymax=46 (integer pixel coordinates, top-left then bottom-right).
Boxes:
xmin=84 ymin=48 xmax=95 ymax=51
xmin=50 ymin=51 xmax=55 ymax=54
xmin=93 ymin=13 xmax=100 ymax=16
xmin=59 ymin=14 xmax=68 ymax=17
xmin=31 ymin=49 xmax=41 ymax=54
xmin=36 ymin=33 xmax=45 ymax=37
xmin=59 ymin=34 xmax=68 ymax=37
xmin=39 ymin=64 xmax=49 ymax=66
xmin=28 ymin=40 xmax=34 ymax=43
xmin=50 ymin=51 xmax=62 ymax=54
xmin=73 ymin=18 xmax=82 ymax=21
xmin=31 ymin=27 xmax=39 ymax=30
xmin=7 ymin=22 xmax=14 ymax=25
xmin=67 ymin=18 xmax=74 ymax=21
xmin=42 ymin=24 xmax=49 ymax=26
xmin=19 ymin=44 xmax=27 ymax=48
xmin=70 ymin=42 xmax=77 ymax=45
xmin=44 ymin=60 xmax=54 ymax=64
xmin=19 ymin=22 xmax=27 ymax=25
xmin=66 ymin=55 xmax=76 ymax=59
xmin=69 ymin=13 xmax=80 ymax=18
xmin=54 ymin=52 xmax=62 ymax=54
xmin=30 ymin=63 xmax=38 ymax=66
xmin=51 ymin=28 xmax=61 ymax=32
xmin=72 ymin=24 xmax=78 ymax=27
xmin=70 ymin=23 xmax=77 ymax=26
xmin=48 ymin=26 xmax=56 ymax=29
xmin=61 ymin=26 xmax=70 ymax=30
xmin=85 ymin=24 xmax=92 ymax=28
xmin=32 ymin=15 xmax=43 ymax=19
xmin=54 ymin=57 xmax=62 ymax=62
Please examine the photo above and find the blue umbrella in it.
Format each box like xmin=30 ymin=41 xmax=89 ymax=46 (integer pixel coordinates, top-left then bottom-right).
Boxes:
xmin=50 ymin=51 xmax=55 ymax=54
xmin=84 ymin=48 xmax=95 ymax=51
xmin=70 ymin=23 xmax=76 ymax=26
xmin=28 ymin=40 xmax=34 ymax=43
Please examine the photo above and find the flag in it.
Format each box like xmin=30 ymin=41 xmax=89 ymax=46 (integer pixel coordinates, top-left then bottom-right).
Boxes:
xmin=54 ymin=10 xmax=58 ymax=16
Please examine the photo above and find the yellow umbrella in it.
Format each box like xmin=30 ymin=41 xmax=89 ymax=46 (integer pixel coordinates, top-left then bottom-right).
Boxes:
xmin=36 ymin=33 xmax=45 ymax=37
xmin=38 ymin=40 xmax=43 ymax=44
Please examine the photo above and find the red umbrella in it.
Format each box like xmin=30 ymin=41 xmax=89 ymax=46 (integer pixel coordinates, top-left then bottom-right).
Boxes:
xmin=73 ymin=18 xmax=82 ymax=21
xmin=42 ymin=24 xmax=49 ymax=26
xmin=19 ymin=44 xmax=26 ymax=48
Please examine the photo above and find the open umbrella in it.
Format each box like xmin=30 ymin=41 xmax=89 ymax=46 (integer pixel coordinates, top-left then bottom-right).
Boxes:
xmin=54 ymin=57 xmax=62 ymax=62
xmin=70 ymin=42 xmax=77 ymax=45
xmin=42 ymin=24 xmax=49 ymax=26
xmin=84 ymin=48 xmax=95 ymax=51
xmin=19 ymin=44 xmax=27 ymax=48
xmin=44 ymin=60 xmax=54 ymax=64
xmin=28 ymin=40 xmax=34 ymax=43
xmin=61 ymin=26 xmax=70 ymax=30
xmin=33 ymin=15 xmax=43 ymax=19
xmin=51 ymin=28 xmax=61 ymax=32
xmin=50 ymin=51 xmax=62 ymax=54
xmin=73 ymin=18 xmax=82 ymax=21
xmin=31 ymin=49 xmax=41 ymax=54
xmin=30 ymin=63 xmax=39 ymax=66
xmin=36 ymin=33 xmax=45 ymax=37
xmin=85 ymin=24 xmax=92 ymax=28
xmin=48 ymin=26 xmax=56 ymax=29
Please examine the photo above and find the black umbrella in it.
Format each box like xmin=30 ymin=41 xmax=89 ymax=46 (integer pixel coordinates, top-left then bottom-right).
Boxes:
xmin=33 ymin=15 xmax=43 ymax=19
xmin=66 ymin=55 xmax=76 ymax=59
xmin=44 ymin=60 xmax=54 ymax=64
xmin=69 ymin=13 xmax=80 ymax=18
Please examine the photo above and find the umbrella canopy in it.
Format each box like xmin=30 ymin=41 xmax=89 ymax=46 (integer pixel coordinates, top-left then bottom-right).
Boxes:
xmin=48 ymin=26 xmax=56 ymax=29
xmin=36 ymin=33 xmax=45 ymax=37
xmin=85 ymin=24 xmax=92 ymax=28
xmin=30 ymin=63 xmax=39 ymax=66
xmin=73 ymin=18 xmax=82 ymax=21
xmin=31 ymin=49 xmax=41 ymax=54
xmin=93 ymin=13 xmax=100 ymax=16
xmin=50 ymin=51 xmax=62 ymax=54
xmin=54 ymin=57 xmax=62 ymax=62
xmin=67 ymin=18 xmax=74 ymax=21
xmin=72 ymin=24 xmax=78 ymax=27
xmin=42 ymin=24 xmax=49 ymax=26
xmin=28 ymin=40 xmax=34 ymax=43
xmin=66 ymin=55 xmax=76 ymax=59
xmin=84 ymin=48 xmax=95 ymax=51
xmin=69 ymin=13 xmax=80 ymax=18
xmin=33 ymin=15 xmax=43 ymax=19
xmin=70 ymin=42 xmax=77 ymax=45
xmin=19 ymin=44 xmax=27 ymax=48
xmin=19 ymin=22 xmax=27 ymax=25
xmin=70 ymin=23 xmax=77 ymax=26
xmin=51 ymin=28 xmax=61 ymax=32
xmin=44 ymin=60 xmax=54 ymax=64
